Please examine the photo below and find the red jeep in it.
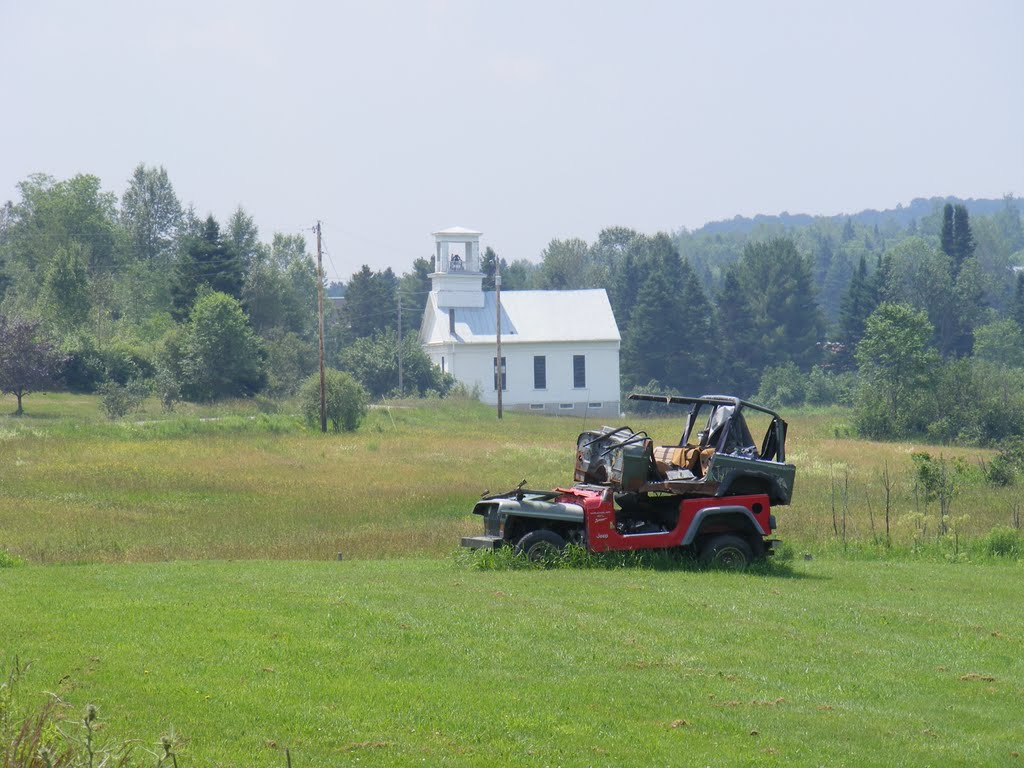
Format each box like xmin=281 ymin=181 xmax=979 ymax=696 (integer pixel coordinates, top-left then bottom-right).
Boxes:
xmin=461 ymin=394 xmax=795 ymax=568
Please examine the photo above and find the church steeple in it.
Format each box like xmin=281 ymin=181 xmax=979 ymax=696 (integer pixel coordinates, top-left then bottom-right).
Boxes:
xmin=430 ymin=226 xmax=485 ymax=309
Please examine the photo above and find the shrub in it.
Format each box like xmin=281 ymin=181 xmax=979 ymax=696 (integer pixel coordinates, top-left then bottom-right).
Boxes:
xmin=59 ymin=336 xmax=155 ymax=392
xmin=984 ymin=527 xmax=1021 ymax=559
xmin=98 ymin=379 xmax=150 ymax=419
xmin=986 ymin=437 xmax=1024 ymax=486
xmin=806 ymin=366 xmax=856 ymax=407
xmin=755 ymin=363 xmax=807 ymax=408
xmin=0 ymin=550 xmax=23 ymax=568
xmin=102 ymin=340 xmax=154 ymax=384
xmin=152 ymin=365 xmax=181 ymax=413
xmin=447 ymin=380 xmax=482 ymax=402
xmin=60 ymin=333 xmax=106 ymax=393
xmin=300 ymin=368 xmax=368 ymax=432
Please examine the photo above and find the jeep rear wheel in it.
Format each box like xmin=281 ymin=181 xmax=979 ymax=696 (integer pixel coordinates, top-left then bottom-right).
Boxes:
xmin=700 ymin=534 xmax=753 ymax=570
xmin=516 ymin=529 xmax=566 ymax=561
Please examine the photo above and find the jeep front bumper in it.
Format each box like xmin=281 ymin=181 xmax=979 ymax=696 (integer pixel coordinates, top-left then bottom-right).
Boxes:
xmin=460 ymin=535 xmax=504 ymax=550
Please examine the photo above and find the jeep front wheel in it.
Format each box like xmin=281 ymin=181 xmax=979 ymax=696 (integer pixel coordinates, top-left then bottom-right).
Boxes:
xmin=516 ymin=530 xmax=565 ymax=561
xmin=699 ymin=534 xmax=753 ymax=570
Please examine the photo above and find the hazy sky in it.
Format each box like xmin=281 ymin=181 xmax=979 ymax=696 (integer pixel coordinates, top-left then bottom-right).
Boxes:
xmin=2 ymin=1 xmax=1021 ymax=280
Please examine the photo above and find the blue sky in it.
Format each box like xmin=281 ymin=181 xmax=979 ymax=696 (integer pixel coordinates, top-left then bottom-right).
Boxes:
xmin=2 ymin=0 xmax=1021 ymax=279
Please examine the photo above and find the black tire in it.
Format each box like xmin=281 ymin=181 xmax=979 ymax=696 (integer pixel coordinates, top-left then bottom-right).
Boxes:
xmin=516 ymin=529 xmax=566 ymax=561
xmin=699 ymin=534 xmax=753 ymax=570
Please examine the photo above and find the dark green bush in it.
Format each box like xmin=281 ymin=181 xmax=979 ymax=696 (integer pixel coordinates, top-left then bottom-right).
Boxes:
xmin=60 ymin=334 xmax=106 ymax=393
xmin=986 ymin=437 xmax=1024 ymax=486
xmin=300 ymin=368 xmax=368 ymax=432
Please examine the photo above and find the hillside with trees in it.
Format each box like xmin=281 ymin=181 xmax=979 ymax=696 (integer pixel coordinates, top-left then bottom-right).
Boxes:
xmin=481 ymin=195 xmax=1024 ymax=444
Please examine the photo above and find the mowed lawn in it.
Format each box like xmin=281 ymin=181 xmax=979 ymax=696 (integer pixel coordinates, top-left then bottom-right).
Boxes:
xmin=1 ymin=557 xmax=1021 ymax=767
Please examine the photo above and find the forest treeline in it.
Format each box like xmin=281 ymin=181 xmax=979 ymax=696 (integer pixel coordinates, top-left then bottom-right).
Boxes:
xmin=502 ymin=196 xmax=1024 ymax=444
xmin=1 ymin=164 xmax=1024 ymax=444
xmin=0 ymin=166 xmax=454 ymax=416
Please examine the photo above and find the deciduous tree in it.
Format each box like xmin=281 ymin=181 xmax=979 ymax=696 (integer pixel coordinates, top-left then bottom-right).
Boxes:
xmin=179 ymin=292 xmax=266 ymax=400
xmin=536 ymin=238 xmax=593 ymax=290
xmin=0 ymin=315 xmax=64 ymax=415
xmin=855 ymin=302 xmax=939 ymax=437
xmin=973 ymin=318 xmax=1024 ymax=369
xmin=340 ymin=329 xmax=453 ymax=398
xmin=120 ymin=164 xmax=182 ymax=264
xmin=243 ymin=233 xmax=317 ymax=338
xmin=41 ymin=243 xmax=91 ymax=333
xmin=225 ymin=206 xmax=263 ymax=273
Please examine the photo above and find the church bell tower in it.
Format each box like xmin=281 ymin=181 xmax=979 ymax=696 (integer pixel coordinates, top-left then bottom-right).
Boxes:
xmin=430 ymin=226 xmax=485 ymax=309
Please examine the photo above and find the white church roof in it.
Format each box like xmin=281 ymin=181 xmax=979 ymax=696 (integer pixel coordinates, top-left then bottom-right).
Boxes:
xmin=432 ymin=226 xmax=482 ymax=237
xmin=421 ymin=289 xmax=620 ymax=345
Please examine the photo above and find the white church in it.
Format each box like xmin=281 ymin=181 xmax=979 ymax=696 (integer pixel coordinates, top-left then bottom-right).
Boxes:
xmin=419 ymin=227 xmax=621 ymax=417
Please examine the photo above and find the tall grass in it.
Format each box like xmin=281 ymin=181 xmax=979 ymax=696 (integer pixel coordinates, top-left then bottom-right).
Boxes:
xmin=1 ymin=396 xmax=1021 ymax=563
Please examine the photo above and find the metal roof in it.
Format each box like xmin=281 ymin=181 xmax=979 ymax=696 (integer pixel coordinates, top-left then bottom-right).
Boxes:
xmin=421 ymin=289 xmax=620 ymax=345
xmin=432 ymin=226 xmax=482 ymax=237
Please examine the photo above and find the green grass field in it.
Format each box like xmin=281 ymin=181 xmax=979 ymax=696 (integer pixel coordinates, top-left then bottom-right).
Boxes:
xmin=2 ymin=558 xmax=1022 ymax=767
xmin=1 ymin=394 xmax=1022 ymax=766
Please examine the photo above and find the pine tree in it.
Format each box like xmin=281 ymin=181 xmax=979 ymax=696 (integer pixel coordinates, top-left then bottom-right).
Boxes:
xmin=481 ymin=247 xmax=506 ymax=291
xmin=720 ymin=238 xmax=825 ymax=390
xmin=952 ymin=204 xmax=975 ymax=270
xmin=339 ymin=265 xmax=398 ymax=342
xmin=950 ymin=257 xmax=984 ymax=357
xmin=939 ymin=203 xmax=976 ymax=275
xmin=836 ymin=254 xmax=876 ymax=370
xmin=620 ymin=249 xmax=714 ymax=393
xmin=1012 ymin=272 xmax=1024 ymax=331
xmin=608 ymin=236 xmax=661 ymax=337
xmin=715 ymin=269 xmax=756 ymax=395
xmin=873 ymin=254 xmax=895 ymax=303
xmin=171 ymin=216 xmax=243 ymax=320
xmin=940 ymin=203 xmax=956 ymax=260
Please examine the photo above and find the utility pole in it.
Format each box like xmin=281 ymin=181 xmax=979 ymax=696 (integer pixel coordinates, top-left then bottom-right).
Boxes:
xmin=495 ymin=265 xmax=503 ymax=420
xmin=316 ymin=221 xmax=327 ymax=433
xmin=397 ymin=292 xmax=403 ymax=395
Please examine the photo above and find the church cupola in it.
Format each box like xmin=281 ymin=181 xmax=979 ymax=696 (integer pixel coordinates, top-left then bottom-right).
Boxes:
xmin=430 ymin=226 xmax=485 ymax=309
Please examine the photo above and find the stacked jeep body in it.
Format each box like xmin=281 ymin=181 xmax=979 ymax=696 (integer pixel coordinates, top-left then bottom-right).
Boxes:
xmin=462 ymin=394 xmax=796 ymax=567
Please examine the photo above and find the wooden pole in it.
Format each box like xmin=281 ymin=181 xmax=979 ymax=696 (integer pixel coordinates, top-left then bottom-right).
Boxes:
xmin=397 ymin=292 xmax=403 ymax=395
xmin=316 ymin=221 xmax=327 ymax=433
xmin=496 ymin=267 xmax=503 ymax=420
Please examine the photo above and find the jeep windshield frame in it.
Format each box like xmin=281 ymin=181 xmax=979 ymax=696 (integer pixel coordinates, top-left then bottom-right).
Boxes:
xmin=627 ymin=393 xmax=788 ymax=463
